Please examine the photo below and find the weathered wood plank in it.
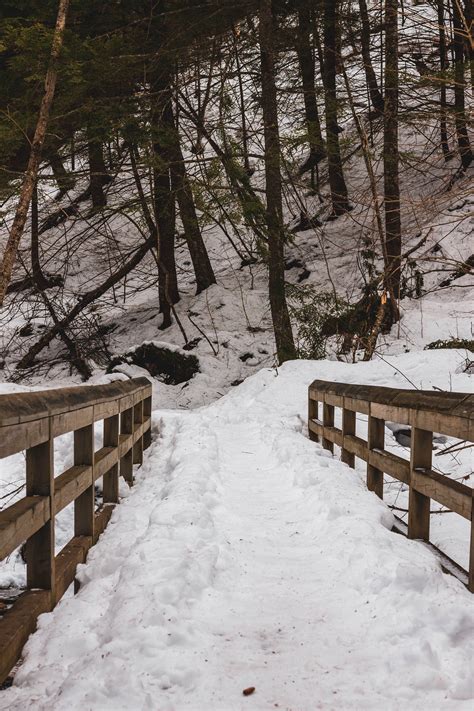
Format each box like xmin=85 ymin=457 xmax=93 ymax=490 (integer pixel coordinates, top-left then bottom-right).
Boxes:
xmin=408 ymin=428 xmax=432 ymax=541
xmin=0 ymin=418 xmax=49 ymax=458
xmin=0 ymin=496 xmax=50 ymax=560
xmin=120 ymin=407 xmax=134 ymax=485
xmin=322 ymin=402 xmax=335 ymax=453
xmin=341 ymin=407 xmax=356 ymax=468
xmin=132 ymin=401 xmax=144 ymax=466
xmin=367 ymin=415 xmax=385 ymax=499
xmin=0 ymin=589 xmax=52 ymax=685
xmin=0 ymin=377 xmax=151 ymax=427
xmin=54 ymin=465 xmax=92 ymax=515
xmin=411 ymin=469 xmax=472 ymax=520
xmin=74 ymin=423 xmax=95 ymax=539
xmin=143 ymin=396 xmax=152 ymax=450
xmin=368 ymin=448 xmax=410 ymax=485
xmin=25 ymin=432 xmax=55 ymax=595
xmin=103 ymin=415 xmax=119 ymax=503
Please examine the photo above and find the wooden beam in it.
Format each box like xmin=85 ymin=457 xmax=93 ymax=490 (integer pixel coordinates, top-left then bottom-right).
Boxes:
xmin=341 ymin=407 xmax=356 ymax=468
xmin=367 ymin=415 xmax=384 ymax=499
xmin=74 ymin=423 xmax=95 ymax=539
xmin=25 ymin=432 xmax=55 ymax=596
xmin=120 ymin=407 xmax=134 ymax=485
xmin=0 ymin=496 xmax=50 ymax=561
xmin=408 ymin=428 xmax=432 ymax=541
xmin=103 ymin=415 xmax=119 ymax=503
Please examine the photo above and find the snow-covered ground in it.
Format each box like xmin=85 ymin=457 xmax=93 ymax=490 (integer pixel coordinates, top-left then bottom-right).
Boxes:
xmin=1 ymin=355 xmax=473 ymax=710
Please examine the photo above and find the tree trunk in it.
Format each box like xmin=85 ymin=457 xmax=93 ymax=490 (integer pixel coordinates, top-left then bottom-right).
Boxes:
xmin=383 ymin=0 xmax=401 ymax=314
xmin=0 ymin=0 xmax=70 ymax=307
xmin=259 ymin=0 xmax=296 ymax=364
xmin=152 ymin=83 xmax=180 ymax=328
xmin=359 ymin=0 xmax=385 ymax=114
xmin=49 ymin=149 xmax=76 ymax=194
xmin=323 ymin=0 xmax=350 ymax=215
xmin=87 ymin=131 xmax=109 ymax=210
xmin=31 ymin=182 xmax=49 ymax=290
xmin=167 ymin=103 xmax=216 ymax=294
xmin=437 ymin=0 xmax=452 ymax=160
xmin=296 ymin=7 xmax=325 ymax=172
xmin=452 ymin=0 xmax=473 ymax=170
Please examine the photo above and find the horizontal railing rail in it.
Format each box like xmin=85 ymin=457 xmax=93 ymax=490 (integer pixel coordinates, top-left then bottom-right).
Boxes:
xmin=0 ymin=377 xmax=152 ymax=684
xmin=308 ymin=379 xmax=474 ymax=592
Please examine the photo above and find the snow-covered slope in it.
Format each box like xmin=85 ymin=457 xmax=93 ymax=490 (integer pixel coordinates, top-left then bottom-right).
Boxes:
xmin=1 ymin=356 xmax=473 ymax=710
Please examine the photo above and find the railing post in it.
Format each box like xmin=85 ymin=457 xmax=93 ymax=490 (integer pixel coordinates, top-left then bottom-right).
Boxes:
xmin=367 ymin=413 xmax=385 ymax=499
xmin=103 ymin=414 xmax=119 ymax=504
xmin=25 ymin=418 xmax=55 ymax=600
xmin=341 ymin=404 xmax=355 ymax=468
xmin=74 ymin=422 xmax=95 ymax=540
xmin=408 ymin=427 xmax=432 ymax=541
xmin=322 ymin=398 xmax=334 ymax=453
xmin=120 ymin=406 xmax=134 ymax=485
xmin=143 ymin=394 xmax=152 ymax=450
xmin=133 ymin=399 xmax=144 ymax=465
xmin=469 ymin=510 xmax=474 ymax=593
xmin=308 ymin=392 xmax=319 ymax=442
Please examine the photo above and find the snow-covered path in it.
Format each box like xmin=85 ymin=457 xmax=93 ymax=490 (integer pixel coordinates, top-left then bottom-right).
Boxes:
xmin=1 ymin=358 xmax=473 ymax=710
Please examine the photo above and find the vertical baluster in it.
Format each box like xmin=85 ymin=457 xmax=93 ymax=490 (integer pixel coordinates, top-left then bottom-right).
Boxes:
xmin=367 ymin=413 xmax=385 ymax=499
xmin=341 ymin=405 xmax=356 ymax=468
xmin=74 ymin=422 xmax=95 ymax=540
xmin=103 ymin=414 xmax=119 ymax=504
xmin=408 ymin=427 xmax=432 ymax=541
xmin=133 ymin=399 xmax=144 ymax=465
xmin=308 ymin=393 xmax=319 ymax=442
xmin=143 ymin=394 xmax=152 ymax=450
xmin=469 ymin=515 xmax=473 ymax=593
xmin=25 ymin=420 xmax=55 ymax=601
xmin=322 ymin=398 xmax=334 ymax=453
xmin=120 ymin=406 xmax=134 ymax=485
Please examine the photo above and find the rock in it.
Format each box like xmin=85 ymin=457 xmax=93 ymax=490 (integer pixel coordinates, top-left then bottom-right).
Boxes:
xmin=107 ymin=342 xmax=199 ymax=385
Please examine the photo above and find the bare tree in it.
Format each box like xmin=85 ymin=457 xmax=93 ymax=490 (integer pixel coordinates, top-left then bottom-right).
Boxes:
xmin=0 ymin=0 xmax=70 ymax=306
xmin=259 ymin=0 xmax=296 ymax=363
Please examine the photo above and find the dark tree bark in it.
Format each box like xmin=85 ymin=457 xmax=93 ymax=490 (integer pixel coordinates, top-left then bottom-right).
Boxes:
xmin=452 ymin=0 xmax=473 ymax=170
xmin=152 ymin=82 xmax=180 ymax=328
xmin=233 ymin=27 xmax=251 ymax=174
xmin=383 ymin=0 xmax=401 ymax=313
xmin=323 ymin=0 xmax=350 ymax=215
xmin=87 ymin=131 xmax=109 ymax=210
xmin=296 ymin=7 xmax=325 ymax=172
xmin=31 ymin=182 xmax=49 ymax=291
xmin=259 ymin=0 xmax=296 ymax=364
xmin=49 ymin=149 xmax=76 ymax=194
xmin=0 ymin=0 xmax=70 ymax=306
xmin=359 ymin=0 xmax=384 ymax=114
xmin=437 ymin=0 xmax=452 ymax=161
xmin=167 ymin=103 xmax=216 ymax=294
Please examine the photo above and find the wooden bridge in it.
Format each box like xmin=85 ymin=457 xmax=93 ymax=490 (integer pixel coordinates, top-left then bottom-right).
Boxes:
xmin=308 ymin=379 xmax=474 ymax=592
xmin=0 ymin=377 xmax=152 ymax=685
xmin=0 ymin=375 xmax=472 ymax=687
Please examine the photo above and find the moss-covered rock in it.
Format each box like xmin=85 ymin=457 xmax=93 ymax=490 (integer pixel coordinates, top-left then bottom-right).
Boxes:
xmin=107 ymin=342 xmax=200 ymax=385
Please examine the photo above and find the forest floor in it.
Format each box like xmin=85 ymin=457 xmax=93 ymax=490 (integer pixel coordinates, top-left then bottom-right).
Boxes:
xmin=1 ymin=355 xmax=473 ymax=710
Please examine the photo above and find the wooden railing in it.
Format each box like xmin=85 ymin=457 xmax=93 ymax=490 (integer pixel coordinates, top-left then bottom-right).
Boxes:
xmin=0 ymin=377 xmax=152 ymax=683
xmin=308 ymin=379 xmax=474 ymax=592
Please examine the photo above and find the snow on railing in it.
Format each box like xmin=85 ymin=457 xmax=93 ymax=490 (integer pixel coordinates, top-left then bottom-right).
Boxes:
xmin=0 ymin=377 xmax=152 ymax=684
xmin=308 ymin=379 xmax=473 ymax=592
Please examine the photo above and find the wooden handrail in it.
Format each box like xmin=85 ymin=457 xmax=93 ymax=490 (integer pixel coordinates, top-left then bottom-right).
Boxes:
xmin=0 ymin=377 xmax=152 ymax=684
xmin=308 ymin=379 xmax=474 ymax=593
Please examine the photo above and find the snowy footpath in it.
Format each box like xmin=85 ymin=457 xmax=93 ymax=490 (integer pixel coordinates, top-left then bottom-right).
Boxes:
xmin=1 ymin=355 xmax=473 ymax=710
